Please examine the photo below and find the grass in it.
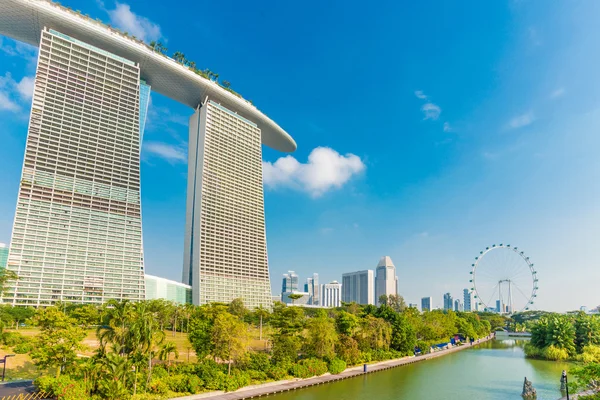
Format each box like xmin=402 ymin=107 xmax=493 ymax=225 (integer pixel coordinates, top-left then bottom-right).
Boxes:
xmin=1 ymin=323 xmax=271 ymax=380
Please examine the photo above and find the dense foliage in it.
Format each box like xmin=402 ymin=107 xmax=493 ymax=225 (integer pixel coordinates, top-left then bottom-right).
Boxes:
xmin=0 ymin=297 xmax=492 ymax=399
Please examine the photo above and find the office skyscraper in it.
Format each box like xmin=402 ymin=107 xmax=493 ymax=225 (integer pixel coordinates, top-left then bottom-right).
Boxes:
xmin=421 ymin=296 xmax=432 ymax=312
xmin=342 ymin=270 xmax=374 ymax=305
xmin=463 ymin=288 xmax=474 ymax=312
xmin=454 ymin=299 xmax=463 ymax=312
xmin=4 ymin=29 xmax=148 ymax=306
xmin=321 ymin=281 xmax=342 ymax=308
xmin=281 ymin=271 xmax=299 ymax=294
xmin=0 ymin=244 xmax=8 ymax=269
xmin=443 ymin=293 xmax=453 ymax=311
xmin=375 ymin=256 xmax=398 ymax=304
xmin=304 ymin=273 xmax=319 ymax=306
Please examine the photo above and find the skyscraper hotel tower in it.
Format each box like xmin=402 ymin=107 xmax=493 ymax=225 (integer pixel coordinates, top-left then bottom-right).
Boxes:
xmin=5 ymin=28 xmax=149 ymax=306
xmin=0 ymin=0 xmax=296 ymax=308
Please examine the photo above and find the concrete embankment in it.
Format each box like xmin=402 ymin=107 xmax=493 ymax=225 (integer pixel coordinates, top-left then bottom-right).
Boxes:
xmin=177 ymin=335 xmax=494 ymax=400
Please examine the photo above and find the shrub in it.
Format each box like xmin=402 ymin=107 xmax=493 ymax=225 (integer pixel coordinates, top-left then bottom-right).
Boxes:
xmin=2 ymin=332 xmax=26 ymax=346
xmin=246 ymin=352 xmax=271 ymax=372
xmin=267 ymin=366 xmax=288 ymax=381
xmin=300 ymin=358 xmax=328 ymax=376
xmin=328 ymin=358 xmax=346 ymax=374
xmin=578 ymin=345 xmax=600 ymax=364
xmin=165 ymin=374 xmax=188 ymax=393
xmin=289 ymin=363 xmax=312 ymax=379
xmin=248 ymin=370 xmax=268 ymax=381
xmin=148 ymin=378 xmax=168 ymax=395
xmin=34 ymin=376 xmax=87 ymax=400
xmin=543 ymin=345 xmax=570 ymax=361
xmin=186 ymin=375 xmax=204 ymax=393
xmin=13 ymin=342 xmax=33 ymax=354
xmin=197 ymin=360 xmax=227 ymax=391
xmin=524 ymin=342 xmax=544 ymax=359
xmin=223 ymin=370 xmax=251 ymax=392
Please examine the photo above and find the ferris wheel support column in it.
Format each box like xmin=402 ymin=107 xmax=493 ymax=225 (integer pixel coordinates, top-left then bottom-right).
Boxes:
xmin=508 ymin=280 xmax=513 ymax=314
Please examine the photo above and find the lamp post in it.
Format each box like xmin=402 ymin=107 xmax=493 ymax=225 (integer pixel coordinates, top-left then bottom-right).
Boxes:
xmin=562 ymin=370 xmax=569 ymax=400
xmin=0 ymin=355 xmax=15 ymax=382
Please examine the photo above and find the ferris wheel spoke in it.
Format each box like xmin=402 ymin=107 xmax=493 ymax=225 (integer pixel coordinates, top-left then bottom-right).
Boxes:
xmin=512 ymin=282 xmax=533 ymax=305
xmin=484 ymin=283 xmax=499 ymax=309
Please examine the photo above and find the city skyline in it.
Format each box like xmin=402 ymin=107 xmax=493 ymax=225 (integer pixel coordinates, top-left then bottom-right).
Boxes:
xmin=1 ymin=0 xmax=600 ymax=311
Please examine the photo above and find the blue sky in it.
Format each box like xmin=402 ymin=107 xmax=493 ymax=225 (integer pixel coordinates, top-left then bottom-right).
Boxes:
xmin=1 ymin=0 xmax=599 ymax=312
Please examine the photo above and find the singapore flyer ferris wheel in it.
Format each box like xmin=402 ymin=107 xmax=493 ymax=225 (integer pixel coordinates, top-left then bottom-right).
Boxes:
xmin=469 ymin=244 xmax=538 ymax=314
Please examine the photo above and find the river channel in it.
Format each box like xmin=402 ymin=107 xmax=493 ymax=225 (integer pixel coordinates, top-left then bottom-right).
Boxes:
xmin=267 ymin=339 xmax=570 ymax=400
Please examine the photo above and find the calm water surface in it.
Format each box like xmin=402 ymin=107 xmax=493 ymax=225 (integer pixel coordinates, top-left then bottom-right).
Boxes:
xmin=268 ymin=339 xmax=570 ymax=400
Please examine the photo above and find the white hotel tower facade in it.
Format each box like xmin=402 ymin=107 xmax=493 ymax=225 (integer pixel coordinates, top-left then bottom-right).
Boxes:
xmin=0 ymin=0 xmax=296 ymax=308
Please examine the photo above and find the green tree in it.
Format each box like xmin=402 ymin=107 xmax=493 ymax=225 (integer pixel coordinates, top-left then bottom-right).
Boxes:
xmin=376 ymin=305 xmax=416 ymax=355
xmin=173 ymin=51 xmax=186 ymax=64
xmin=188 ymin=303 xmax=228 ymax=359
xmin=7 ymin=306 xmax=35 ymax=330
xmin=304 ymin=311 xmax=338 ymax=360
xmin=271 ymin=334 xmax=302 ymax=365
xmin=378 ymin=294 xmax=388 ymax=306
xmin=287 ymin=293 xmax=303 ymax=305
xmin=228 ymin=298 xmax=247 ymax=320
xmin=336 ymin=311 xmax=359 ymax=336
xmin=388 ymin=294 xmax=407 ymax=313
xmin=0 ymin=268 xmax=17 ymax=295
xmin=211 ymin=312 xmax=248 ymax=374
xmin=270 ymin=303 xmax=305 ymax=335
xmin=357 ymin=315 xmax=391 ymax=351
xmin=575 ymin=312 xmax=600 ymax=353
xmin=31 ymin=307 xmax=86 ymax=377
xmin=70 ymin=304 xmax=99 ymax=328
xmin=546 ymin=316 xmax=576 ymax=356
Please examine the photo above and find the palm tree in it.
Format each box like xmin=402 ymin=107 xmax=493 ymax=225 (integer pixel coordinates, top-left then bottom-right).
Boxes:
xmin=254 ymin=305 xmax=269 ymax=341
xmin=149 ymin=40 xmax=156 ymax=50
xmin=188 ymin=61 xmax=196 ymax=70
xmin=173 ymin=51 xmax=185 ymax=64
xmin=158 ymin=341 xmax=179 ymax=371
xmin=222 ymin=80 xmax=231 ymax=88
xmin=212 ymin=72 xmax=219 ymax=82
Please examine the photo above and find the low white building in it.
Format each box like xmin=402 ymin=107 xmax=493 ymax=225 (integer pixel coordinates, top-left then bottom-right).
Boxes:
xmin=321 ymin=281 xmax=342 ymax=308
xmin=281 ymin=291 xmax=311 ymax=306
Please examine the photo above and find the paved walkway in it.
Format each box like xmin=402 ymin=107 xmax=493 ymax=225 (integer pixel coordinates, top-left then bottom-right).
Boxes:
xmin=176 ymin=336 xmax=494 ymax=400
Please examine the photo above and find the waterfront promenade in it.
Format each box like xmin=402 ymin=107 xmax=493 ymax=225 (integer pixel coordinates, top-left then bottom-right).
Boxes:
xmin=178 ymin=335 xmax=494 ymax=400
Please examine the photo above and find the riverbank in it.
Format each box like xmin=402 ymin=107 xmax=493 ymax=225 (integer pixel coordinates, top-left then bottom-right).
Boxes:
xmin=177 ymin=335 xmax=494 ymax=400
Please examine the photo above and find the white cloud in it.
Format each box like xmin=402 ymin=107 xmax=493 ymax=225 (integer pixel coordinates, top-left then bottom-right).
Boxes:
xmin=414 ymin=90 xmax=427 ymax=99
xmin=144 ymin=142 xmax=187 ymax=163
xmin=443 ymin=122 xmax=452 ymax=132
xmin=263 ymin=146 xmax=365 ymax=197
xmin=16 ymin=76 xmax=34 ymax=100
xmin=550 ymin=87 xmax=565 ymax=99
xmin=0 ymin=73 xmax=35 ymax=112
xmin=508 ymin=112 xmax=535 ymax=129
xmin=421 ymin=103 xmax=441 ymax=120
xmin=0 ymin=92 xmax=20 ymax=112
xmin=108 ymin=3 xmax=161 ymax=42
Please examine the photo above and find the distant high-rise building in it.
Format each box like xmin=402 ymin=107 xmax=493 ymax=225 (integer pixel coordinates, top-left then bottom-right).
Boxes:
xmin=304 ymin=273 xmax=319 ymax=306
xmin=496 ymin=300 xmax=502 ymax=313
xmin=409 ymin=303 xmax=418 ymax=309
xmin=454 ymin=299 xmax=463 ymax=312
xmin=342 ymin=270 xmax=374 ymax=305
xmin=421 ymin=296 xmax=432 ymax=312
xmin=463 ymin=289 xmax=474 ymax=312
xmin=322 ymin=281 xmax=342 ymax=308
xmin=0 ymin=243 xmax=8 ymax=269
xmin=375 ymin=256 xmax=398 ymax=304
xmin=443 ymin=293 xmax=453 ymax=311
xmin=282 ymin=271 xmax=299 ymax=294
